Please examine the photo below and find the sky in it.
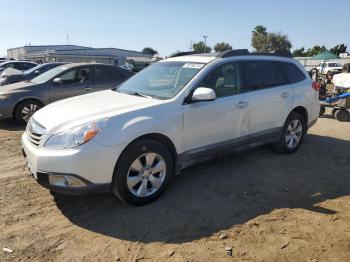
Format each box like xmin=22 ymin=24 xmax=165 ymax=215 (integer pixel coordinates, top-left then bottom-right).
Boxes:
xmin=1 ymin=0 xmax=350 ymax=57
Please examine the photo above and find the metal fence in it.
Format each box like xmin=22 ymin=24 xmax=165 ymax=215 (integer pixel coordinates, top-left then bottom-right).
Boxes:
xmin=295 ymin=57 xmax=350 ymax=71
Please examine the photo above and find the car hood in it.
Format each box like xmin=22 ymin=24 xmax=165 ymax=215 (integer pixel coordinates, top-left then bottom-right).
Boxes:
xmin=0 ymin=81 xmax=35 ymax=93
xmin=1 ymin=68 xmax=23 ymax=77
xmin=32 ymin=90 xmax=163 ymax=134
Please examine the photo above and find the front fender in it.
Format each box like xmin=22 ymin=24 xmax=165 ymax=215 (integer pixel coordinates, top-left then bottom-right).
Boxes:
xmin=95 ymin=112 xmax=184 ymax=154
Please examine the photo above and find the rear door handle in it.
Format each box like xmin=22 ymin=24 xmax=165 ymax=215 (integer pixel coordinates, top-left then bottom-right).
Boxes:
xmin=281 ymin=92 xmax=289 ymax=98
xmin=236 ymin=101 xmax=248 ymax=108
xmin=85 ymin=87 xmax=92 ymax=91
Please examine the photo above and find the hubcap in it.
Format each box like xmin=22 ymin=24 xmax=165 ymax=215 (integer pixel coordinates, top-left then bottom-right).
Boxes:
xmin=21 ymin=104 xmax=39 ymax=122
xmin=127 ymin=152 xmax=166 ymax=197
xmin=285 ymin=119 xmax=303 ymax=149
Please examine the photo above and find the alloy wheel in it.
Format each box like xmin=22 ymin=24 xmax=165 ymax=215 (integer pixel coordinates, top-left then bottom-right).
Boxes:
xmin=127 ymin=152 xmax=166 ymax=197
xmin=21 ymin=104 xmax=38 ymax=122
xmin=285 ymin=119 xmax=303 ymax=149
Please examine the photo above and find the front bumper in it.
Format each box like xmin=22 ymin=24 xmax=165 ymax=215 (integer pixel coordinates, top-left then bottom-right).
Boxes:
xmin=0 ymin=98 xmax=14 ymax=119
xmin=31 ymin=170 xmax=110 ymax=195
xmin=21 ymin=132 xmax=124 ymax=195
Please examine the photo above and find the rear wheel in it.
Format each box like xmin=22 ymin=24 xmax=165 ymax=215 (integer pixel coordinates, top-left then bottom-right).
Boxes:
xmin=331 ymin=108 xmax=338 ymax=119
xmin=335 ymin=109 xmax=349 ymax=122
xmin=112 ymin=139 xmax=174 ymax=205
xmin=273 ymin=112 xmax=306 ymax=154
xmin=15 ymin=100 xmax=43 ymax=124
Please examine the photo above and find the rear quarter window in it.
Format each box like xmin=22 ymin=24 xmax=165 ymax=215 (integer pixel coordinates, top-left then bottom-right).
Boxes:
xmin=279 ymin=62 xmax=306 ymax=84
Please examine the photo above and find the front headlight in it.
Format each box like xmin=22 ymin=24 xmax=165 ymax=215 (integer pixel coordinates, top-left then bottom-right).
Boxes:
xmin=0 ymin=94 xmax=11 ymax=100
xmin=44 ymin=118 xmax=109 ymax=148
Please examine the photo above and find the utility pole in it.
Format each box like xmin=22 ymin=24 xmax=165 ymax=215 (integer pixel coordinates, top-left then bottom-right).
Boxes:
xmin=202 ymin=35 xmax=208 ymax=53
xmin=67 ymin=34 xmax=70 ymax=45
xmin=189 ymin=41 xmax=193 ymax=51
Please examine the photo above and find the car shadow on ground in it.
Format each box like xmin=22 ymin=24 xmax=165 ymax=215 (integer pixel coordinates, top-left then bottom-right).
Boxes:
xmin=54 ymin=134 xmax=350 ymax=244
xmin=0 ymin=119 xmax=25 ymax=131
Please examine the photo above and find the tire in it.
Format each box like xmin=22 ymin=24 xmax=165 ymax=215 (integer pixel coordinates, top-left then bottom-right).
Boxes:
xmin=331 ymin=108 xmax=338 ymax=119
xmin=15 ymin=99 xmax=43 ymax=124
xmin=112 ymin=139 xmax=174 ymax=205
xmin=273 ymin=112 xmax=306 ymax=154
xmin=319 ymin=106 xmax=325 ymax=116
xmin=335 ymin=109 xmax=350 ymax=122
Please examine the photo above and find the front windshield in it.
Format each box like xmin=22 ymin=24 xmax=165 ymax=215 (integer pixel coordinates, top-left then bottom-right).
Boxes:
xmin=118 ymin=61 xmax=205 ymax=99
xmin=30 ymin=66 xmax=67 ymax=84
xmin=328 ymin=63 xmax=340 ymax=67
xmin=24 ymin=64 xmax=43 ymax=75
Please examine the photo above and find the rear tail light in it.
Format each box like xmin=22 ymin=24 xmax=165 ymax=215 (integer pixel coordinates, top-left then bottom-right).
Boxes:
xmin=312 ymin=81 xmax=320 ymax=91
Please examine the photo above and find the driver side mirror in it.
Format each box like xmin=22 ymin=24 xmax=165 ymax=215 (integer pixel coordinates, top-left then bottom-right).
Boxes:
xmin=191 ymin=87 xmax=216 ymax=102
xmin=53 ymin=77 xmax=63 ymax=85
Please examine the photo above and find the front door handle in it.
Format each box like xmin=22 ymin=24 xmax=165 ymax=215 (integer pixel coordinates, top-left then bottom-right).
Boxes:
xmin=85 ymin=87 xmax=92 ymax=91
xmin=281 ymin=92 xmax=289 ymax=98
xmin=236 ymin=101 xmax=248 ymax=108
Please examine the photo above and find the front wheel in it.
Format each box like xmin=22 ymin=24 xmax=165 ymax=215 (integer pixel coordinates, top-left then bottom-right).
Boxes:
xmin=15 ymin=100 xmax=43 ymax=124
xmin=273 ymin=112 xmax=306 ymax=154
xmin=112 ymin=139 xmax=174 ymax=205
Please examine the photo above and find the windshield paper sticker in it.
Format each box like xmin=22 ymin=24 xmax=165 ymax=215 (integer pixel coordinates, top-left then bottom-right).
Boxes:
xmin=183 ymin=63 xmax=204 ymax=69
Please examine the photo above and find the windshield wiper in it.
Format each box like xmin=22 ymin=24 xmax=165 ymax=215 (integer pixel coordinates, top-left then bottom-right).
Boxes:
xmin=117 ymin=90 xmax=155 ymax=99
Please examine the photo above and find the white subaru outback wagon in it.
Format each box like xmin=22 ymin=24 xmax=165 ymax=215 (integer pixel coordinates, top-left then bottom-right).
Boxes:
xmin=22 ymin=49 xmax=320 ymax=205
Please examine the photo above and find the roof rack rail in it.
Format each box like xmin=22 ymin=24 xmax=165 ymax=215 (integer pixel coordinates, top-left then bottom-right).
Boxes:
xmin=171 ymin=51 xmax=200 ymax=57
xmin=217 ymin=49 xmax=250 ymax=58
xmin=216 ymin=49 xmax=293 ymax=58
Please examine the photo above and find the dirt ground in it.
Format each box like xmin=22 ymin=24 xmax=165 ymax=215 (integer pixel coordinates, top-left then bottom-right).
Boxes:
xmin=1 ymin=113 xmax=350 ymax=262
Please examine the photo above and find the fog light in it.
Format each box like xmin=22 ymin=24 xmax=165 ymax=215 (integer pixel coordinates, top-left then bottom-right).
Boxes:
xmin=48 ymin=174 xmax=86 ymax=187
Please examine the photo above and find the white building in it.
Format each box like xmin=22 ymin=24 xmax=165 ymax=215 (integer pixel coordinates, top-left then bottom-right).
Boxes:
xmin=7 ymin=45 xmax=153 ymax=66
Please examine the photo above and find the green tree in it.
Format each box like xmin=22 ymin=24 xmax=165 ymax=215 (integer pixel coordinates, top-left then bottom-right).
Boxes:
xmin=305 ymin=45 xmax=327 ymax=57
xmin=169 ymin=50 xmax=181 ymax=58
xmin=292 ymin=47 xmax=307 ymax=57
xmin=142 ymin=47 xmax=158 ymax=55
xmin=213 ymin=42 xmax=233 ymax=52
xmin=330 ymin=44 xmax=347 ymax=56
xmin=251 ymin=25 xmax=292 ymax=52
xmin=267 ymin=33 xmax=292 ymax=52
xmin=251 ymin=25 xmax=268 ymax=52
xmin=192 ymin=41 xmax=212 ymax=53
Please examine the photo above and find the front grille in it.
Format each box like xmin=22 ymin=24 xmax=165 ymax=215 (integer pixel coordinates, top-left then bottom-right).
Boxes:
xmin=26 ymin=119 xmax=46 ymax=147
xmin=27 ymin=131 xmax=42 ymax=146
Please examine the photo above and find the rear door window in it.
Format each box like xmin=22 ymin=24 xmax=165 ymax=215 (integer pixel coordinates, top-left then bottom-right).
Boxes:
xmin=278 ymin=62 xmax=306 ymax=84
xmin=241 ymin=60 xmax=285 ymax=92
xmin=93 ymin=66 xmax=124 ymax=82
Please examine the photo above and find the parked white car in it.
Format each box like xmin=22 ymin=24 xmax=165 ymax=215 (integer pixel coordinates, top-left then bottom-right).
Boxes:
xmin=21 ymin=49 xmax=320 ymax=205
xmin=317 ymin=62 xmax=343 ymax=74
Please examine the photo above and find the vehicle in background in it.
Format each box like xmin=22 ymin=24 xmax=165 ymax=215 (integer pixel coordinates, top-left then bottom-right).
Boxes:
xmin=20 ymin=49 xmax=320 ymax=205
xmin=0 ymin=61 xmax=37 ymax=74
xmin=0 ymin=63 xmax=134 ymax=123
xmin=0 ymin=62 xmax=67 ymax=86
xmin=317 ymin=62 xmax=343 ymax=74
